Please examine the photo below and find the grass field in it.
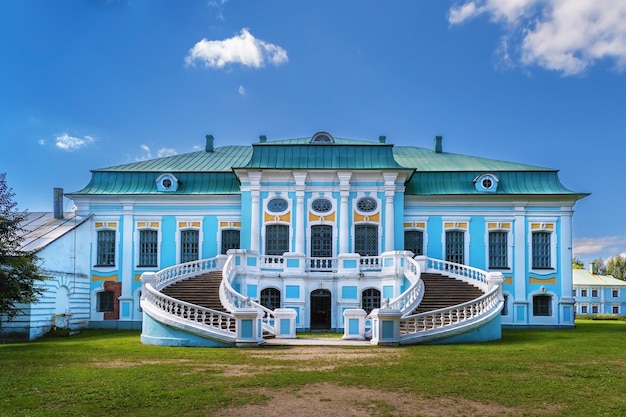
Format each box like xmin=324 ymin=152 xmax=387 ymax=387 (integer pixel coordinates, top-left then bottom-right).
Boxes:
xmin=0 ymin=320 xmax=624 ymax=417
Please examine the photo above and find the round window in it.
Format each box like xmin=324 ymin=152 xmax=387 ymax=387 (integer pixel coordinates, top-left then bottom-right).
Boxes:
xmin=311 ymin=198 xmax=332 ymax=213
xmin=267 ymin=198 xmax=288 ymax=213
xmin=357 ymin=197 xmax=377 ymax=212
xmin=161 ymin=178 xmax=173 ymax=189
xmin=481 ymin=178 xmax=493 ymax=190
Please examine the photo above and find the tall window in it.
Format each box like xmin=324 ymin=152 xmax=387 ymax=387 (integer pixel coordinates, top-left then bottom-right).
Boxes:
xmin=362 ymin=288 xmax=381 ymax=314
xmin=488 ymin=231 xmax=508 ymax=269
xmin=532 ymin=232 xmax=551 ymax=269
xmin=96 ymin=230 xmax=116 ymax=266
xmin=180 ymin=230 xmax=199 ymax=263
xmin=404 ymin=230 xmax=424 ymax=256
xmin=355 ymin=224 xmax=378 ymax=256
xmin=445 ymin=231 xmax=464 ymax=264
xmin=221 ymin=229 xmax=240 ymax=254
xmin=260 ymin=288 xmax=281 ymax=310
xmin=138 ymin=230 xmax=158 ymax=267
xmin=533 ymin=295 xmax=552 ymax=316
xmin=265 ymin=225 xmax=289 ymax=255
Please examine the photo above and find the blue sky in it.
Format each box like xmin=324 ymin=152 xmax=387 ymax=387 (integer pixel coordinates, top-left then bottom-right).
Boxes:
xmin=1 ymin=0 xmax=625 ymax=265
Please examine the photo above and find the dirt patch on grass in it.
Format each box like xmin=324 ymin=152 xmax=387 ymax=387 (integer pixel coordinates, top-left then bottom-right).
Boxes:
xmin=90 ymin=359 xmax=189 ymax=368
xmin=216 ymin=382 xmax=547 ymax=417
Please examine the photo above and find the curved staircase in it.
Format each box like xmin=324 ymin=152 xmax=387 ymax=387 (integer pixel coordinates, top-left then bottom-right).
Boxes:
xmin=411 ymin=273 xmax=485 ymax=314
xmin=161 ymin=272 xmax=226 ymax=312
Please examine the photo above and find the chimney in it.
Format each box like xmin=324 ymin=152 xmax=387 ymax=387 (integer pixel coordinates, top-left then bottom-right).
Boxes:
xmin=205 ymin=135 xmax=214 ymax=152
xmin=378 ymin=135 xmax=386 ymax=143
xmin=589 ymin=262 xmax=597 ymax=274
xmin=53 ymin=188 xmax=64 ymax=219
xmin=434 ymin=136 xmax=443 ymax=153
xmin=259 ymin=135 xmax=267 ymax=143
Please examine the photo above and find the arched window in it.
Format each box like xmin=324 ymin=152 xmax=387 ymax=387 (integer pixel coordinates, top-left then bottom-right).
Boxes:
xmin=260 ymin=288 xmax=281 ymax=311
xmin=361 ymin=288 xmax=381 ymax=314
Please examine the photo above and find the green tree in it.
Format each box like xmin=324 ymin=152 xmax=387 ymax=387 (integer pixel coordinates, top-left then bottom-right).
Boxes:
xmin=572 ymin=257 xmax=584 ymax=269
xmin=605 ymin=255 xmax=626 ymax=281
xmin=591 ymin=258 xmax=608 ymax=275
xmin=0 ymin=173 xmax=45 ymax=326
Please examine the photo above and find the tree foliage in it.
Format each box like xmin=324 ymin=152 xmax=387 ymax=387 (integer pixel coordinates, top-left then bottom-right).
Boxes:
xmin=605 ymin=255 xmax=626 ymax=281
xmin=572 ymin=257 xmax=584 ymax=269
xmin=0 ymin=173 xmax=45 ymax=325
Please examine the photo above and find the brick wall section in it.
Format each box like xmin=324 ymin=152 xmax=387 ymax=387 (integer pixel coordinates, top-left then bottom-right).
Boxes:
xmin=103 ymin=281 xmax=122 ymax=320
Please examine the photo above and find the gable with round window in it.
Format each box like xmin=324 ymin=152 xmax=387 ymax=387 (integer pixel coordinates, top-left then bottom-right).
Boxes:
xmin=155 ymin=173 xmax=179 ymax=192
xmin=474 ymin=173 xmax=499 ymax=193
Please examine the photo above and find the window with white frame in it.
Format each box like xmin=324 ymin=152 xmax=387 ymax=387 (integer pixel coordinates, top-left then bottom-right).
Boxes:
xmin=486 ymin=221 xmax=512 ymax=270
xmin=404 ymin=230 xmax=424 ymax=256
xmin=612 ymin=289 xmax=619 ymax=298
xmin=581 ymin=304 xmax=588 ymax=314
xmin=581 ymin=288 xmax=588 ymax=297
xmin=96 ymin=229 xmax=116 ymax=267
xmin=136 ymin=220 xmax=160 ymax=268
xmin=612 ymin=305 xmax=619 ymax=314
xmin=355 ymin=224 xmax=378 ymax=257
xmin=533 ymin=294 xmax=552 ymax=316
xmin=180 ymin=230 xmax=199 ymax=263
xmin=591 ymin=288 xmax=599 ymax=298
xmin=260 ymin=288 xmax=281 ymax=310
xmin=591 ymin=304 xmax=599 ymax=314
xmin=532 ymin=232 xmax=551 ymax=269
xmin=446 ymin=230 xmax=465 ymax=264
xmin=572 ymin=288 xmax=577 ymax=297
xmin=221 ymin=229 xmax=240 ymax=254
xmin=265 ymin=224 xmax=289 ymax=256
xmin=489 ymin=231 xmax=508 ymax=269
xmin=529 ymin=221 xmax=556 ymax=271
xmin=443 ymin=220 xmax=469 ymax=265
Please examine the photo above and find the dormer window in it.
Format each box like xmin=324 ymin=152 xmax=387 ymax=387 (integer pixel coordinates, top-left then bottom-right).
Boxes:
xmin=474 ymin=173 xmax=499 ymax=193
xmin=156 ymin=173 xmax=179 ymax=192
xmin=310 ymin=131 xmax=334 ymax=144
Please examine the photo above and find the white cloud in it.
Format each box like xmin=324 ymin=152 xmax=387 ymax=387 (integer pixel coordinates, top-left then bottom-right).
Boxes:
xmin=238 ymin=85 xmax=246 ymax=95
xmin=55 ymin=133 xmax=95 ymax=151
xmin=448 ymin=0 xmax=626 ymax=75
xmin=185 ymin=28 xmax=288 ymax=69
xmin=135 ymin=145 xmax=177 ymax=161
xmin=573 ymin=236 xmax=626 ymax=257
xmin=38 ymin=139 xmax=45 ymax=145
xmin=157 ymin=147 xmax=177 ymax=158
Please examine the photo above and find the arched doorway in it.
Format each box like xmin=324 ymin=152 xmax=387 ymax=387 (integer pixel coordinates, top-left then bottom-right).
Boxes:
xmin=310 ymin=289 xmax=331 ymax=330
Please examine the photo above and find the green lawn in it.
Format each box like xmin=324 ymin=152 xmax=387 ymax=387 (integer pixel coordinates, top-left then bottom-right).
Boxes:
xmin=0 ymin=320 xmax=624 ymax=416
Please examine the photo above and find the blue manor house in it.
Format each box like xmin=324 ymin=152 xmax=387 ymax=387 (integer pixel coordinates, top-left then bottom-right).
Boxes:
xmin=4 ymin=132 xmax=589 ymax=345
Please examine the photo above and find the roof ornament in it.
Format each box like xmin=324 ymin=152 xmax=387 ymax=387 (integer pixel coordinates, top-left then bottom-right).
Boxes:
xmin=310 ymin=131 xmax=334 ymax=144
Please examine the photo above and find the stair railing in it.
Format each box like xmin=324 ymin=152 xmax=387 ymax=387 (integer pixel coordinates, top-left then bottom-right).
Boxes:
xmin=425 ymin=258 xmax=489 ymax=290
xmin=388 ymin=255 xmax=424 ymax=316
xmin=220 ymin=253 xmax=277 ymax=335
xmin=400 ymin=285 xmax=501 ymax=339
xmin=153 ymin=257 xmax=225 ymax=291
xmin=143 ymin=282 xmax=236 ymax=334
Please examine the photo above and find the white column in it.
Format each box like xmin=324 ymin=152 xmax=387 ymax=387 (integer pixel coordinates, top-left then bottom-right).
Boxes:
xmin=513 ymin=206 xmax=527 ymax=322
xmin=383 ymin=173 xmax=397 ymax=252
xmin=293 ymin=172 xmax=307 ymax=255
xmin=338 ymin=172 xmax=352 ymax=254
xmin=250 ymin=191 xmax=260 ymax=253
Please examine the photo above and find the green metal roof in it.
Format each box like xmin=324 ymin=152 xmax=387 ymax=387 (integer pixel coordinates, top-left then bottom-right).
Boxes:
xmin=240 ymin=143 xmax=404 ymax=170
xmin=393 ymin=146 xmax=549 ymax=172
xmin=67 ymin=135 xmax=586 ymax=198
xmin=406 ymin=171 xmax=578 ymax=195
xmin=97 ymin=145 xmax=252 ymax=172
